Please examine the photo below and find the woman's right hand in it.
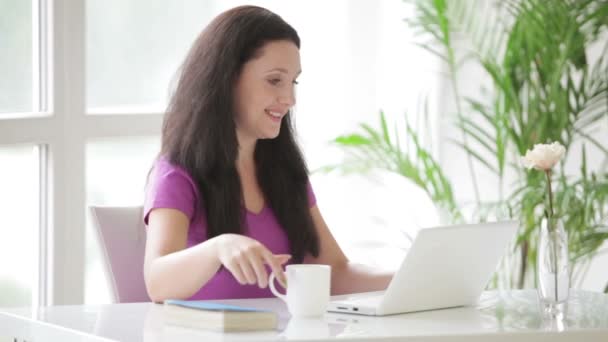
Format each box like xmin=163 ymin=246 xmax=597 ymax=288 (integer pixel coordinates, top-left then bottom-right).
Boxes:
xmin=212 ymin=233 xmax=290 ymax=289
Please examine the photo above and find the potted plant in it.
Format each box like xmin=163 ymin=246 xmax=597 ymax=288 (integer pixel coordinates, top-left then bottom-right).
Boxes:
xmin=325 ymin=0 xmax=608 ymax=291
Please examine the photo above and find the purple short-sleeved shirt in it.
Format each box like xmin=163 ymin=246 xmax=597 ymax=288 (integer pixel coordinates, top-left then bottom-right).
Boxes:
xmin=143 ymin=157 xmax=316 ymax=300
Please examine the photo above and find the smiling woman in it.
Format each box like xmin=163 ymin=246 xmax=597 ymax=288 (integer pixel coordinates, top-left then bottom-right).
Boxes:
xmin=0 ymin=0 xmax=429 ymax=307
xmin=142 ymin=5 xmax=394 ymax=302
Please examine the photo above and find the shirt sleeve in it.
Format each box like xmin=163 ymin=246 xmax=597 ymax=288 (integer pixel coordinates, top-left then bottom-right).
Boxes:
xmin=307 ymin=180 xmax=317 ymax=208
xmin=143 ymin=159 xmax=198 ymax=225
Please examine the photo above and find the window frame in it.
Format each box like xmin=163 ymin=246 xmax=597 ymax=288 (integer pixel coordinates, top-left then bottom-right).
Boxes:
xmin=0 ymin=0 xmax=162 ymax=305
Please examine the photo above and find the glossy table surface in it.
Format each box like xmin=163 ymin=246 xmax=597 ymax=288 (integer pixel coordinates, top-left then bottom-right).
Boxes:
xmin=1 ymin=290 xmax=608 ymax=341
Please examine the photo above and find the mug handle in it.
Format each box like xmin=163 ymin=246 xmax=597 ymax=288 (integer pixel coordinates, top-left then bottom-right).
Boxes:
xmin=268 ymin=273 xmax=287 ymax=303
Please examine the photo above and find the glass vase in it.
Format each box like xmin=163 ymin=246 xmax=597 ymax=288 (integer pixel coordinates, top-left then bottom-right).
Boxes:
xmin=537 ymin=217 xmax=570 ymax=317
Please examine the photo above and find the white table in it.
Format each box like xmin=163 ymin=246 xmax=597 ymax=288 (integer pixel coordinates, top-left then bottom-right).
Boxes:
xmin=1 ymin=290 xmax=607 ymax=341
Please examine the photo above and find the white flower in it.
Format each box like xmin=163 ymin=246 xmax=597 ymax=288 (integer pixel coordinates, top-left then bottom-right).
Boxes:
xmin=521 ymin=142 xmax=566 ymax=171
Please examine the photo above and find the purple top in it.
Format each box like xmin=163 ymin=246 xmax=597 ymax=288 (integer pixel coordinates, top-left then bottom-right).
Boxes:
xmin=143 ymin=157 xmax=317 ymax=300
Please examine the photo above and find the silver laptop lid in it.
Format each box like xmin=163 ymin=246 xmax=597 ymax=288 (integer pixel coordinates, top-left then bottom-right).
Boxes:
xmin=377 ymin=220 xmax=517 ymax=315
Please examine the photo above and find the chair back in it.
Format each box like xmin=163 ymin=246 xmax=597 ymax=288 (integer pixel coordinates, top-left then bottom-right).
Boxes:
xmin=89 ymin=206 xmax=149 ymax=303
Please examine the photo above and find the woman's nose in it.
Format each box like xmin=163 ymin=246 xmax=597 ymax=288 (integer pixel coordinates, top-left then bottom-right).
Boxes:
xmin=278 ymin=87 xmax=296 ymax=107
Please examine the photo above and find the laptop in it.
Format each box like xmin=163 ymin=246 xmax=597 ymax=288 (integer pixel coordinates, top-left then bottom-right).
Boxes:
xmin=327 ymin=220 xmax=517 ymax=316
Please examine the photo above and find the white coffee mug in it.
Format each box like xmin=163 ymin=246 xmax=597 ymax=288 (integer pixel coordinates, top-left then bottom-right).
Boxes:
xmin=269 ymin=264 xmax=331 ymax=317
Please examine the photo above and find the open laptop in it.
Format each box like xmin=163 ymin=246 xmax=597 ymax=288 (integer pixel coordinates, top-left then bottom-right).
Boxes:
xmin=327 ymin=220 xmax=517 ymax=316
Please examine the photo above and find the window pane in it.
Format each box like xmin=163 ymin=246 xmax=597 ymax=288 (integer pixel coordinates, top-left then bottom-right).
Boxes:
xmin=0 ymin=0 xmax=33 ymax=113
xmin=0 ymin=145 xmax=39 ymax=307
xmin=85 ymin=0 xmax=213 ymax=113
xmin=85 ymin=136 xmax=160 ymax=304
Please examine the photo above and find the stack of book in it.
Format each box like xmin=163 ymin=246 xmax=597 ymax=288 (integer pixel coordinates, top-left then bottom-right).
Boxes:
xmin=163 ymin=299 xmax=278 ymax=332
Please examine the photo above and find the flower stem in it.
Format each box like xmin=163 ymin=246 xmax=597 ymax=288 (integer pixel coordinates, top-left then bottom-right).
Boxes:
xmin=545 ymin=170 xmax=554 ymax=220
xmin=545 ymin=169 xmax=559 ymax=302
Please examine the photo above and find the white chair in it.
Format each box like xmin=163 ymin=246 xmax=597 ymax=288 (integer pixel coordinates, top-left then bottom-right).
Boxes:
xmin=89 ymin=205 xmax=149 ymax=303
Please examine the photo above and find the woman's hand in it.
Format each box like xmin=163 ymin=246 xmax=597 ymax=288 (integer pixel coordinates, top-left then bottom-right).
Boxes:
xmin=212 ymin=233 xmax=290 ymax=288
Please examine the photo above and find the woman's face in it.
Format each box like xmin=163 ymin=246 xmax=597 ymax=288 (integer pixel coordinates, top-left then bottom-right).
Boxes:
xmin=234 ymin=40 xmax=301 ymax=143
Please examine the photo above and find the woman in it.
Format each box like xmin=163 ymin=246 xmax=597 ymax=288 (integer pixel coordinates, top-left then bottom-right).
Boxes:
xmin=144 ymin=5 xmax=393 ymax=302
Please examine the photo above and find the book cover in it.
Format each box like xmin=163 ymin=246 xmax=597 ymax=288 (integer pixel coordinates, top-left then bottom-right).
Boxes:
xmin=163 ymin=299 xmax=278 ymax=332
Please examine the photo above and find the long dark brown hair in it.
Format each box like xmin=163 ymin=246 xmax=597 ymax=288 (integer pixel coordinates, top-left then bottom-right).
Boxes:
xmin=160 ymin=5 xmax=319 ymax=262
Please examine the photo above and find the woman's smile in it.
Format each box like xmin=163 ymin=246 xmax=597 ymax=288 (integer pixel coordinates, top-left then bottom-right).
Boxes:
xmin=265 ymin=109 xmax=285 ymax=123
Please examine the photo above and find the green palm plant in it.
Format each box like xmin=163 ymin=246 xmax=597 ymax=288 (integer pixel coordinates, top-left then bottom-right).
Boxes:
xmin=320 ymin=110 xmax=460 ymax=220
xmin=328 ymin=0 xmax=608 ymax=290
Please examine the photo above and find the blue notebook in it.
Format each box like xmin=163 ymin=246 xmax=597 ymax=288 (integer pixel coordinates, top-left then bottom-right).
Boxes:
xmin=163 ymin=299 xmax=278 ymax=332
xmin=164 ymin=299 xmax=272 ymax=313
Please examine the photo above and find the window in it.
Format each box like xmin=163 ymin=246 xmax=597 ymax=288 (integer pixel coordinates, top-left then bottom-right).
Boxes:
xmin=0 ymin=0 xmax=163 ymax=306
xmin=0 ymin=1 xmax=33 ymax=113
xmin=0 ymin=146 xmax=39 ymax=307
xmin=86 ymin=0 xmax=212 ymax=113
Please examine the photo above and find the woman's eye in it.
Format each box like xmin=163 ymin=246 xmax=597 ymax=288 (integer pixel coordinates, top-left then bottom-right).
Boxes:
xmin=268 ymin=78 xmax=298 ymax=86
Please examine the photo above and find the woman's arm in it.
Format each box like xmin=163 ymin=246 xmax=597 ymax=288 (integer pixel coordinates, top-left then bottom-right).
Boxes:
xmin=144 ymin=208 xmax=222 ymax=302
xmin=304 ymin=206 xmax=394 ymax=295
xmin=144 ymin=208 xmax=290 ymax=302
